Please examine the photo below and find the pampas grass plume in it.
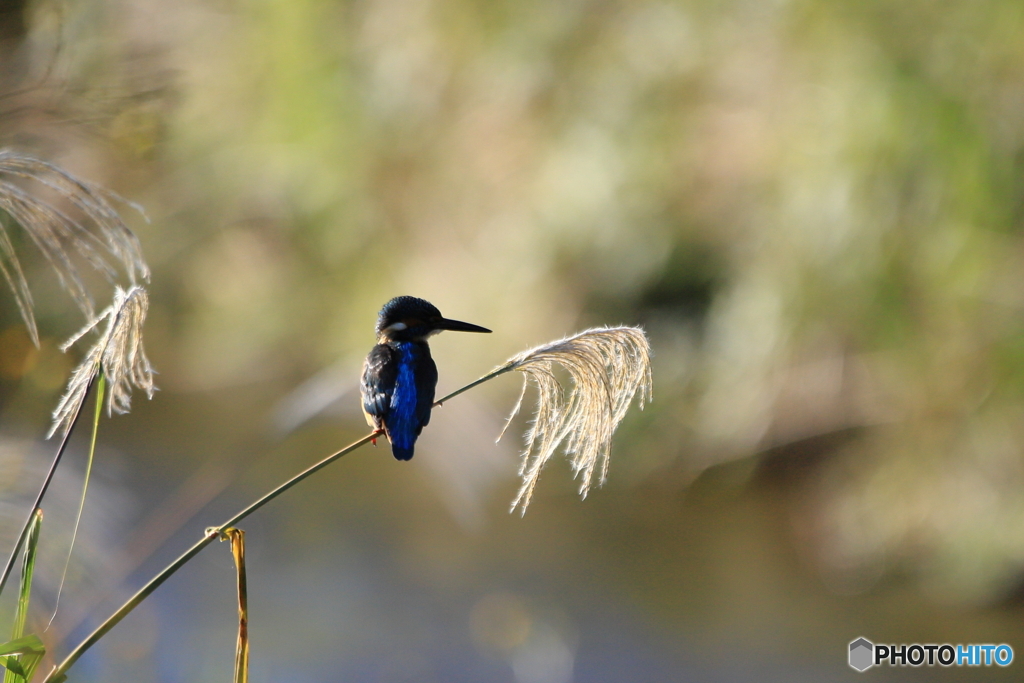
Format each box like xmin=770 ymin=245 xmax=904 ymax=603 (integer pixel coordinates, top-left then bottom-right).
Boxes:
xmin=0 ymin=150 xmax=148 ymax=345
xmin=497 ymin=326 xmax=652 ymax=513
xmin=50 ymin=285 xmax=156 ymax=438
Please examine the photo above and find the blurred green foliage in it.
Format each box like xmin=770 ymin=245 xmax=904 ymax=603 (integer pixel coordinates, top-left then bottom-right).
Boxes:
xmin=3 ymin=0 xmax=1024 ymax=679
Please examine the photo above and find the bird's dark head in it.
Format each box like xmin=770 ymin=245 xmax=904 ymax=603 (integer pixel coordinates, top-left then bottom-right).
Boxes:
xmin=375 ymin=296 xmax=491 ymax=342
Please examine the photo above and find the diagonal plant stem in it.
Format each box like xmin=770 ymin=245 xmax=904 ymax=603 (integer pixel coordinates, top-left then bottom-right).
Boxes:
xmin=0 ymin=375 xmax=96 ymax=599
xmin=49 ymin=374 xmax=106 ymax=628
xmin=434 ymin=363 xmax=514 ymax=406
xmin=43 ymin=370 xmax=515 ymax=683
xmin=42 ymin=430 xmax=379 ymax=683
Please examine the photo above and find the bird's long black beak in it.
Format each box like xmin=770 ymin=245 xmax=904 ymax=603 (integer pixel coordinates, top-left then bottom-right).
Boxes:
xmin=434 ymin=318 xmax=491 ymax=334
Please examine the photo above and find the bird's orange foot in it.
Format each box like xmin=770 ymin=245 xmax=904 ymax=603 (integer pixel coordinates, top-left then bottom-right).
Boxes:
xmin=371 ymin=438 xmax=377 ymax=446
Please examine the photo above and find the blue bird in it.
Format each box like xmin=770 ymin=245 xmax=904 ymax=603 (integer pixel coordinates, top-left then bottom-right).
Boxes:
xmin=361 ymin=296 xmax=491 ymax=460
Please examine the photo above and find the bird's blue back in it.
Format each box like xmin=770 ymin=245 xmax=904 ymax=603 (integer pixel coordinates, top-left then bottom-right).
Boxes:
xmin=361 ymin=340 xmax=437 ymax=460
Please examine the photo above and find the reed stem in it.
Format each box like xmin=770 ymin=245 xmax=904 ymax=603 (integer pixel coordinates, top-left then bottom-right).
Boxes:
xmin=42 ymin=431 xmax=379 ymax=683
xmin=0 ymin=376 xmax=96 ymax=599
xmin=43 ymin=364 xmax=515 ymax=682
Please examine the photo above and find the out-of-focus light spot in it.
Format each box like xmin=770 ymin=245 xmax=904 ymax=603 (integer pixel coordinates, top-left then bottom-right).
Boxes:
xmin=470 ymin=594 xmax=576 ymax=683
xmin=110 ymin=103 xmax=165 ymax=158
xmin=470 ymin=592 xmax=531 ymax=653
xmin=188 ymin=227 xmax=282 ymax=308
xmin=621 ymin=4 xmax=700 ymax=78
xmin=510 ymin=624 xmax=574 ymax=683
xmin=25 ymin=343 xmax=74 ymax=394
xmin=0 ymin=327 xmax=38 ymax=380
xmin=535 ymin=125 xmax=623 ymax=234
xmin=357 ymin=0 xmax=446 ymax=120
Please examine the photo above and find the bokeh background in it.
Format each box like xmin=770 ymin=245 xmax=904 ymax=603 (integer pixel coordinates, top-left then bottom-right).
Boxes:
xmin=2 ymin=0 xmax=1024 ymax=680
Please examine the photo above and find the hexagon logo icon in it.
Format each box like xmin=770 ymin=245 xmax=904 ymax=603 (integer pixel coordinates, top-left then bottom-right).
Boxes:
xmin=849 ymin=638 xmax=874 ymax=671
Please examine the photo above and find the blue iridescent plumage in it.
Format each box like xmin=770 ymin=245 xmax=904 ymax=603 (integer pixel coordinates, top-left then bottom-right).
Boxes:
xmin=360 ymin=296 xmax=490 ymax=460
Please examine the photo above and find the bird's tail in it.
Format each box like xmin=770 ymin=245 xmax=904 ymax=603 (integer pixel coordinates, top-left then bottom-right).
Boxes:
xmin=384 ymin=427 xmax=415 ymax=460
xmin=391 ymin=444 xmax=414 ymax=461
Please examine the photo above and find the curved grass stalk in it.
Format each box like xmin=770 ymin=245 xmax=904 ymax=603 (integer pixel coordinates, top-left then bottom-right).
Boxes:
xmin=42 ymin=430 xmax=380 ymax=683
xmin=47 ymin=375 xmax=106 ymax=629
xmin=42 ymin=326 xmax=651 ymax=682
xmin=0 ymin=377 xmax=96 ymax=600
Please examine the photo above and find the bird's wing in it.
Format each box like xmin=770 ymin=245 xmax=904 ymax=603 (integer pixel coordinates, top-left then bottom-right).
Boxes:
xmin=415 ymin=350 xmax=438 ymax=430
xmin=360 ymin=344 xmax=397 ymax=429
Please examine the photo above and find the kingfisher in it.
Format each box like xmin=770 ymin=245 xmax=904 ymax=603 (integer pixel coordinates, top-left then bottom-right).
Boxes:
xmin=361 ymin=296 xmax=491 ymax=460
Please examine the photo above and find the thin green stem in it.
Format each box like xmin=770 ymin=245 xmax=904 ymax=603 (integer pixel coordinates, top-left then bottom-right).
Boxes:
xmin=218 ymin=431 xmax=379 ymax=531
xmin=434 ymin=363 xmax=514 ymax=406
xmin=44 ymin=363 xmax=518 ymax=683
xmin=43 ymin=534 xmax=215 ymax=683
xmin=11 ymin=510 xmax=41 ymax=639
xmin=0 ymin=375 xmax=96 ymax=599
xmin=43 ymin=431 xmax=380 ymax=683
xmin=5 ymin=509 xmax=42 ymax=683
xmin=48 ymin=374 xmax=106 ymax=629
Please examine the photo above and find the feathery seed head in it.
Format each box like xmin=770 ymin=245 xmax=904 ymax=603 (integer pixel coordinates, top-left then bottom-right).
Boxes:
xmin=49 ymin=286 xmax=156 ymax=438
xmin=0 ymin=151 xmax=149 ymax=345
xmin=498 ymin=326 xmax=652 ymax=514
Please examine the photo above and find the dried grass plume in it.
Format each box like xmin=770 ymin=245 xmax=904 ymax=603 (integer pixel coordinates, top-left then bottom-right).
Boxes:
xmin=0 ymin=150 xmax=149 ymax=345
xmin=496 ymin=326 xmax=652 ymax=513
xmin=49 ymin=286 xmax=156 ymax=438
